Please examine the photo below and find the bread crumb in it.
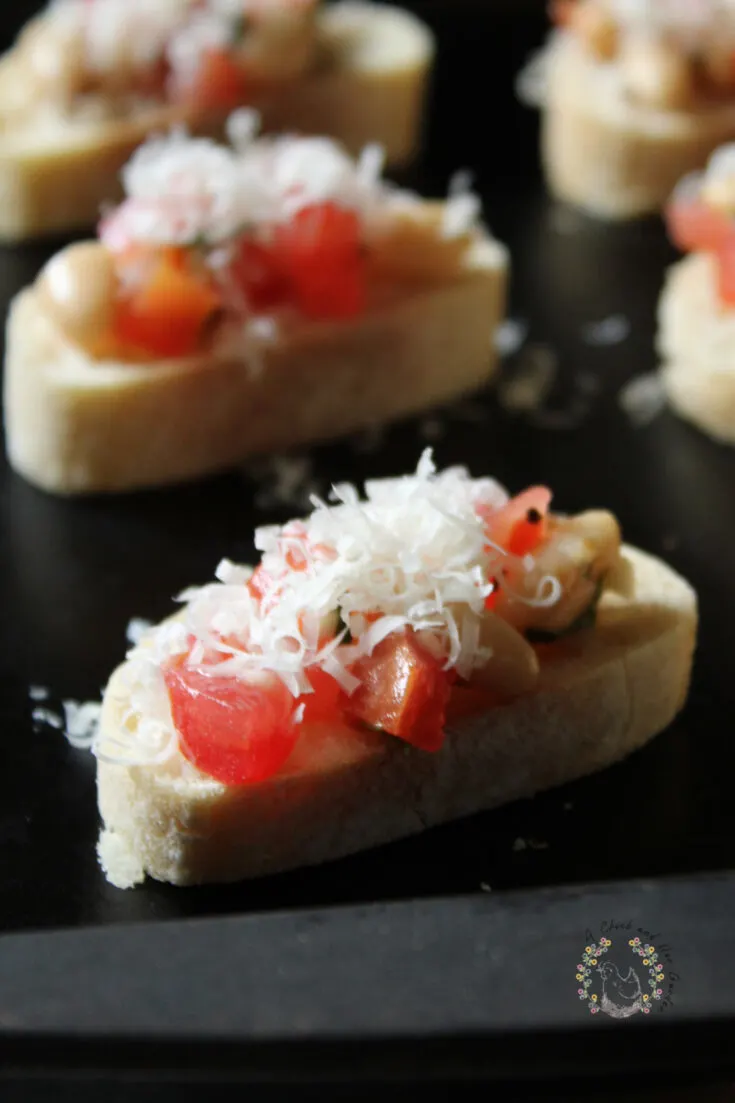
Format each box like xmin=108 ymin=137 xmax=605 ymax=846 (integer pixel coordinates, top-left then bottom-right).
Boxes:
xmin=29 ymin=685 xmax=49 ymax=702
xmin=97 ymin=829 xmax=145 ymax=890
xmin=619 ymin=373 xmax=666 ymax=427
xmin=479 ymin=882 xmax=493 ymax=893
xmin=494 ymin=317 xmax=529 ymax=357
xmin=512 ymin=837 xmax=527 ymax=852
xmin=581 ymin=315 xmax=630 ymax=347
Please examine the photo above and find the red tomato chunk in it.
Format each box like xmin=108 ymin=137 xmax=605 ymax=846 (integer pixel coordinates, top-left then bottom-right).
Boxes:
xmin=164 ymin=663 xmax=299 ymax=785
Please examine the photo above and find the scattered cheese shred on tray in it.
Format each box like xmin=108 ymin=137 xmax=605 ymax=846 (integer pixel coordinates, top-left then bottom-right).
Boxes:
xmin=31 ymin=696 xmax=102 ymax=750
xmin=581 ymin=315 xmax=631 ymax=347
xmin=618 ymin=373 xmax=667 ymax=427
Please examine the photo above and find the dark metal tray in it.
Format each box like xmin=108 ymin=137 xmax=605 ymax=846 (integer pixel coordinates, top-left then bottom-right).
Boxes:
xmin=1 ymin=0 xmax=734 ymax=1087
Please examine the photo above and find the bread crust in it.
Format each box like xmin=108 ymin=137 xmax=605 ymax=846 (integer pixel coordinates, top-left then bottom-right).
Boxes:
xmin=96 ymin=545 xmax=697 ymax=888
xmin=0 ymin=3 xmax=434 ymax=242
xmin=3 ymin=231 xmax=506 ymax=495
xmin=539 ymin=33 xmax=735 ymax=219
xmin=657 ymin=251 xmax=735 ymax=443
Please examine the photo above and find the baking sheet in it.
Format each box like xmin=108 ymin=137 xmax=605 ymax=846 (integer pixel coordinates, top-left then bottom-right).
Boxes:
xmin=0 ymin=0 xmax=733 ymax=949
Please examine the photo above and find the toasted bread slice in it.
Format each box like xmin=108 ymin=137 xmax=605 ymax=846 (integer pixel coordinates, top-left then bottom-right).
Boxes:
xmin=535 ymin=33 xmax=735 ymax=219
xmin=3 ymin=230 xmax=506 ymax=495
xmin=657 ymin=251 xmax=735 ymax=443
xmin=96 ymin=545 xmax=697 ymax=889
xmin=0 ymin=3 xmax=433 ymax=242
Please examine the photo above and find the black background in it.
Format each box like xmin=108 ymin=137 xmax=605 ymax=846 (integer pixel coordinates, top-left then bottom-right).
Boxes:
xmin=0 ymin=0 xmax=734 ymax=1095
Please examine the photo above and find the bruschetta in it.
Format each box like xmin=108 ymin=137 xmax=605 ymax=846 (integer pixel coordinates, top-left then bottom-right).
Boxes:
xmin=658 ymin=144 xmax=735 ymax=443
xmin=521 ymin=0 xmax=735 ymax=219
xmin=0 ymin=1 xmax=433 ymax=241
xmin=3 ymin=117 xmax=507 ymax=495
xmin=94 ymin=450 xmax=698 ymax=889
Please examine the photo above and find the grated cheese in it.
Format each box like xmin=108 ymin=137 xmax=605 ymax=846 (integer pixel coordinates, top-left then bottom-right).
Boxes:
xmin=100 ymin=112 xmax=480 ymax=253
xmin=32 ymin=706 xmax=64 ymax=731
xmin=32 ymin=696 xmax=102 ymax=749
xmin=63 ymin=700 xmax=102 ymax=749
xmin=96 ymin=451 xmax=563 ymax=768
xmin=49 ymin=1 xmax=317 ymax=94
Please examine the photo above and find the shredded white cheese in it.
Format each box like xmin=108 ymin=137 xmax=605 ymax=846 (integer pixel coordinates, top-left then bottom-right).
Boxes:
xmin=32 ymin=706 xmax=64 ymax=731
xmin=100 ymin=113 xmax=480 ymax=252
xmin=32 ymin=696 xmax=102 ymax=750
xmin=63 ymin=700 xmax=103 ymax=749
xmin=96 ymin=451 xmax=561 ymax=767
xmin=49 ymin=0 xmax=316 ymax=93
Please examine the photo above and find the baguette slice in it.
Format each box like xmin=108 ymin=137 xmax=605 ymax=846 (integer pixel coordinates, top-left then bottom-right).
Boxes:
xmin=657 ymin=251 xmax=735 ymax=444
xmin=533 ymin=33 xmax=735 ymax=219
xmin=0 ymin=3 xmax=433 ymax=242
xmin=3 ymin=230 xmax=506 ymax=496
xmin=97 ymin=544 xmax=697 ymax=889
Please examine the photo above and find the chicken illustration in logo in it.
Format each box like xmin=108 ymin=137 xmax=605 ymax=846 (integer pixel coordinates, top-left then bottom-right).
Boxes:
xmin=598 ymin=961 xmax=644 ymax=1019
xmin=576 ymin=935 xmax=667 ymax=1016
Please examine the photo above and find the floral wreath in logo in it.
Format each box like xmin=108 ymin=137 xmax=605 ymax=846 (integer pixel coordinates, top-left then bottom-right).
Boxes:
xmin=575 ymin=937 xmax=666 ymax=1015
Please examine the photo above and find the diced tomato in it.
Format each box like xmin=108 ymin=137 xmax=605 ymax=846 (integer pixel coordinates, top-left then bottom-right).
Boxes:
xmin=271 ymin=202 xmax=366 ymax=320
xmin=164 ymin=662 xmax=299 ymax=785
xmin=665 ymin=193 xmax=734 ymax=255
xmin=113 ymin=248 xmax=221 ymax=358
xmin=300 ymin=667 xmax=346 ymax=724
xmin=229 ymin=239 xmax=290 ymax=312
xmin=483 ymin=486 xmax=552 ymax=558
xmin=716 ymin=234 xmax=735 ymax=305
xmin=180 ymin=48 xmax=249 ymax=113
xmin=345 ymin=630 xmax=451 ymax=752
